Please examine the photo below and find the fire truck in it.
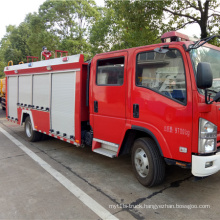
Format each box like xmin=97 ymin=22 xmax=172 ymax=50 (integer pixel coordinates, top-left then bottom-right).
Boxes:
xmin=4 ymin=31 xmax=220 ymax=187
xmin=0 ymin=77 xmax=6 ymax=110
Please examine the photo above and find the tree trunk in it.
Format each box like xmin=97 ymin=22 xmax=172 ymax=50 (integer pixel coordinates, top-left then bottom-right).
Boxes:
xmin=200 ymin=22 xmax=208 ymax=39
xmin=199 ymin=0 xmax=209 ymax=39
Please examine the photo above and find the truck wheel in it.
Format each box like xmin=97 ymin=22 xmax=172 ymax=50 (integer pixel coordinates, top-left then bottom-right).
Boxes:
xmin=24 ymin=116 xmax=42 ymax=142
xmin=132 ymin=137 xmax=165 ymax=187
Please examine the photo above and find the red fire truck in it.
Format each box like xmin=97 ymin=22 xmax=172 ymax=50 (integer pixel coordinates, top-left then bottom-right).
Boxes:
xmin=4 ymin=31 xmax=220 ymax=187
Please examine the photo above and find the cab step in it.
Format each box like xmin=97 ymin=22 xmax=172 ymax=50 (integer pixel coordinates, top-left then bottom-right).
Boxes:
xmin=93 ymin=138 xmax=119 ymax=158
xmin=93 ymin=148 xmax=117 ymax=158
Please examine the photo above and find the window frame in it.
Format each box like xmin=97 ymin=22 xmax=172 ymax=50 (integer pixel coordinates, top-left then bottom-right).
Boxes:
xmin=96 ymin=56 xmax=125 ymax=86
xmin=135 ymin=48 xmax=187 ymax=106
xmin=189 ymin=46 xmax=220 ymax=98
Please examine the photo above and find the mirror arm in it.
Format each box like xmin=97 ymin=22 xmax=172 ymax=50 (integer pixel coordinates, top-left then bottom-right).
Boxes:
xmin=204 ymin=89 xmax=220 ymax=104
xmin=205 ymin=89 xmax=212 ymax=104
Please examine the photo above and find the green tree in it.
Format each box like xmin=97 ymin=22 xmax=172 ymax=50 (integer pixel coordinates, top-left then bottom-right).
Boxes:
xmin=163 ymin=0 xmax=220 ymax=38
xmin=0 ymin=12 xmax=60 ymax=73
xmin=89 ymin=6 xmax=124 ymax=54
xmin=2 ymin=23 xmax=31 ymax=65
xmin=90 ymin=0 xmax=169 ymax=55
xmin=25 ymin=13 xmax=60 ymax=59
xmin=39 ymin=0 xmax=100 ymax=57
xmin=0 ymin=37 xmax=9 ymax=78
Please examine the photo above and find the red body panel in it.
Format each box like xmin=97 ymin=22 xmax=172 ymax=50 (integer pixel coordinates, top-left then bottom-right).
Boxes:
xmin=32 ymin=110 xmax=50 ymax=132
xmin=90 ymin=51 xmax=128 ymax=145
xmin=81 ymin=64 xmax=89 ymax=122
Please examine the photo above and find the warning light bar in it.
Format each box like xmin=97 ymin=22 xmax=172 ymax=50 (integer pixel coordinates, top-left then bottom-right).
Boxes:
xmin=161 ymin=31 xmax=190 ymax=43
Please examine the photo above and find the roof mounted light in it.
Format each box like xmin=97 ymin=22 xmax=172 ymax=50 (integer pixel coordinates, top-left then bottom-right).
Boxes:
xmin=62 ymin=57 xmax=68 ymax=62
xmin=161 ymin=31 xmax=190 ymax=43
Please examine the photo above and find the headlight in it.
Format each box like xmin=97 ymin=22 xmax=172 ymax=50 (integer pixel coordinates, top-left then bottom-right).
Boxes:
xmin=199 ymin=118 xmax=217 ymax=154
xmin=203 ymin=122 xmax=214 ymax=133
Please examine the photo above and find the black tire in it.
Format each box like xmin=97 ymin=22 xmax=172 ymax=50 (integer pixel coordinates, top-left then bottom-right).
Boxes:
xmin=24 ymin=116 xmax=42 ymax=142
xmin=132 ymin=137 xmax=165 ymax=187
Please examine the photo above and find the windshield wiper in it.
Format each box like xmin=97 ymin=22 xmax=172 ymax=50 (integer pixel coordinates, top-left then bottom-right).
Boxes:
xmin=187 ymin=35 xmax=220 ymax=51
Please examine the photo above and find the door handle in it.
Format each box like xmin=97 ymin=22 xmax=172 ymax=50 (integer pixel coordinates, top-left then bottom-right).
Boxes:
xmin=133 ymin=104 xmax=139 ymax=118
xmin=94 ymin=101 xmax=98 ymax=113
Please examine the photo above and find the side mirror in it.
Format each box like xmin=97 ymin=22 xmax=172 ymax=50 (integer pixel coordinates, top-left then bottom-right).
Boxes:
xmin=196 ymin=62 xmax=213 ymax=89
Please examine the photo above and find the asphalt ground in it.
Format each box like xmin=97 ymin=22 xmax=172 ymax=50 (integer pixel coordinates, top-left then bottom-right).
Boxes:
xmin=0 ymin=109 xmax=219 ymax=220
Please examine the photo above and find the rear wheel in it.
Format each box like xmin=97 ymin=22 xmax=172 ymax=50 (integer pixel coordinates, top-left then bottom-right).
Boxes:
xmin=24 ymin=116 xmax=42 ymax=142
xmin=132 ymin=137 xmax=165 ymax=187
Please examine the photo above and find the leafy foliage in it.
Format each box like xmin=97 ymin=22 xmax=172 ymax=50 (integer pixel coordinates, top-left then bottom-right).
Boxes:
xmin=163 ymin=0 xmax=220 ymax=38
xmin=0 ymin=37 xmax=9 ymax=78
xmin=25 ymin=12 xmax=60 ymax=58
xmin=2 ymin=24 xmax=31 ymax=64
xmin=90 ymin=0 xmax=169 ymax=54
xmin=39 ymin=0 xmax=99 ymax=57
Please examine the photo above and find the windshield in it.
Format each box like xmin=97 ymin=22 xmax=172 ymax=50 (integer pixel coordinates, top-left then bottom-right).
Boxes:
xmin=190 ymin=46 xmax=220 ymax=95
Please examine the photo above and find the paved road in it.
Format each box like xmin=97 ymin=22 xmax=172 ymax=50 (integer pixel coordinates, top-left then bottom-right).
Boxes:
xmin=0 ymin=109 xmax=219 ymax=220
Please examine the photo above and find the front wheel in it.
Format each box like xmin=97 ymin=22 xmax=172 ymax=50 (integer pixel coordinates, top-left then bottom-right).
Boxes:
xmin=132 ymin=137 xmax=165 ymax=187
xmin=24 ymin=116 xmax=42 ymax=142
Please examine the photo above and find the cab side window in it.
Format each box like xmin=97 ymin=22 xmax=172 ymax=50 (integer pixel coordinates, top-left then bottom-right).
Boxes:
xmin=136 ymin=49 xmax=187 ymax=104
xmin=97 ymin=57 xmax=124 ymax=86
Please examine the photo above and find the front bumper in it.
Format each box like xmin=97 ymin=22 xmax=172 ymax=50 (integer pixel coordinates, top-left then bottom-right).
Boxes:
xmin=192 ymin=152 xmax=220 ymax=177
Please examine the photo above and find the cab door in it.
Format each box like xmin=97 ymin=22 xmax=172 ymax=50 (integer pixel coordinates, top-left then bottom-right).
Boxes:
xmin=131 ymin=45 xmax=193 ymax=162
xmin=90 ymin=52 xmax=127 ymax=145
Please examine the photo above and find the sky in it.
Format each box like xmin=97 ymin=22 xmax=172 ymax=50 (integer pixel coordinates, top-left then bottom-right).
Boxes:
xmin=0 ymin=0 xmax=201 ymax=42
xmin=0 ymin=0 xmax=105 ymax=40
xmin=0 ymin=0 xmax=46 ymax=40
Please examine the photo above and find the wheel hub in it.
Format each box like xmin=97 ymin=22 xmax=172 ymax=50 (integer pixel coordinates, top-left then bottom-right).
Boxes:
xmin=26 ymin=121 xmax=32 ymax=138
xmin=134 ymin=148 xmax=149 ymax=178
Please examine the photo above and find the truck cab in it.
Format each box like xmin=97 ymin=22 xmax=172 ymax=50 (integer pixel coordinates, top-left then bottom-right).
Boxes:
xmin=89 ymin=31 xmax=220 ymax=186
